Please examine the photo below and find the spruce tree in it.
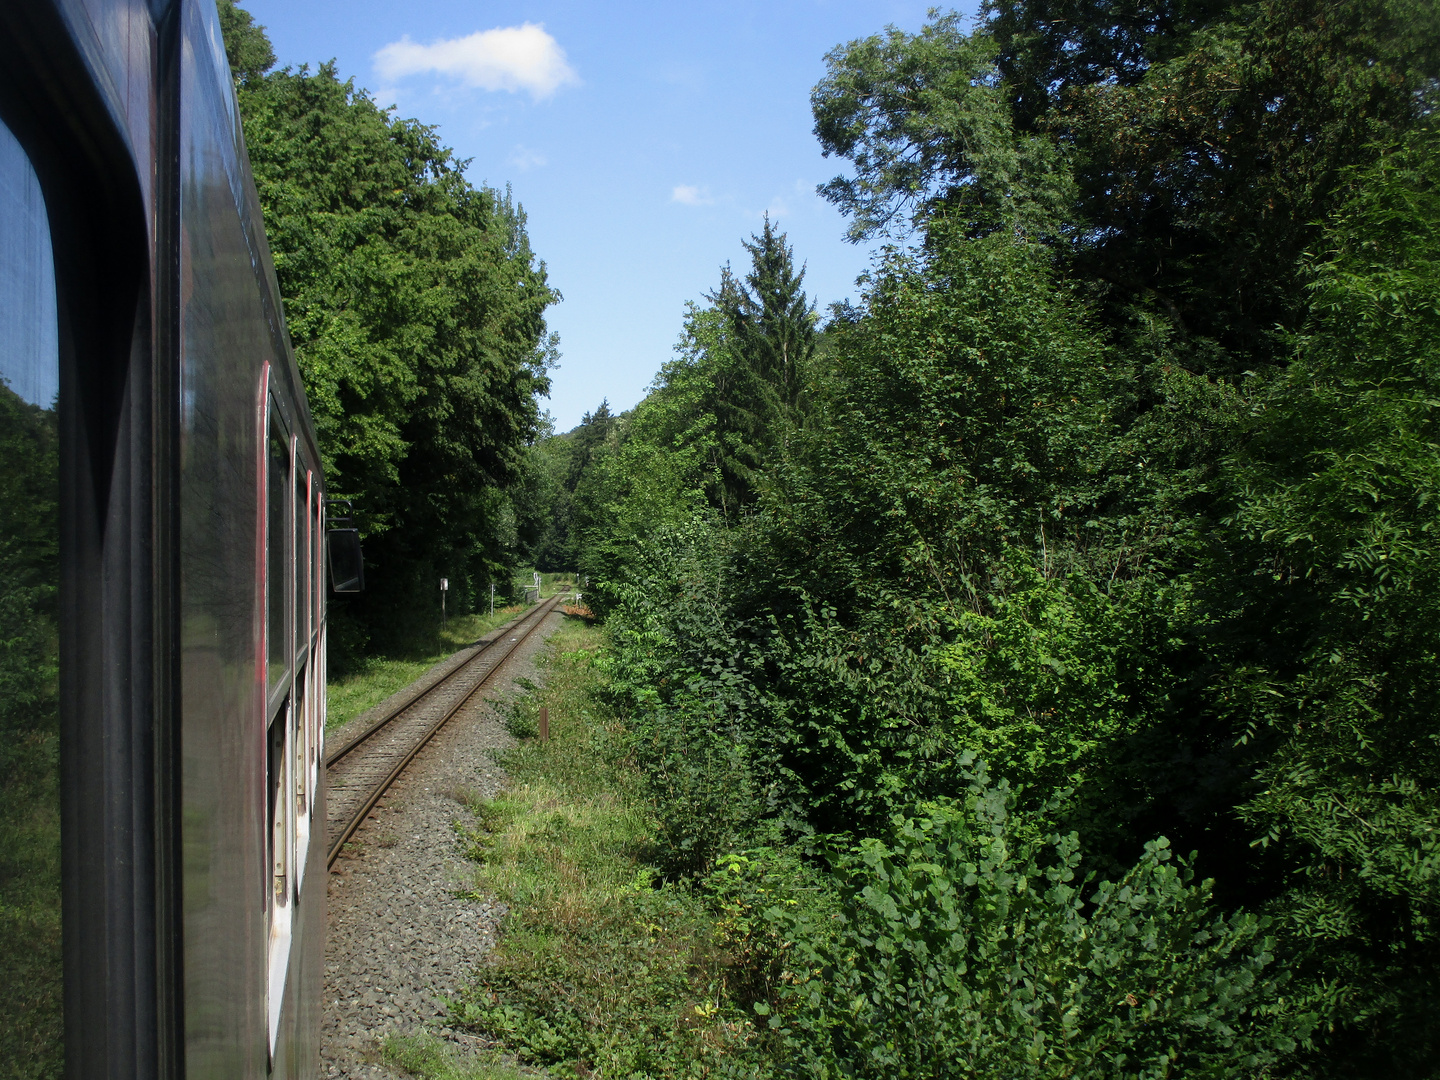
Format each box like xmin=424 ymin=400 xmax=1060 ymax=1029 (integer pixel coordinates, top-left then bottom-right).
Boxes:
xmin=727 ymin=215 xmax=815 ymax=424
xmin=701 ymin=217 xmax=816 ymax=516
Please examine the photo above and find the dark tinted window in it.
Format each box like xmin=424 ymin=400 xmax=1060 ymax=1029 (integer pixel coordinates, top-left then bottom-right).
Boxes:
xmin=294 ymin=457 xmax=309 ymax=654
xmin=267 ymin=416 xmax=289 ymax=694
xmin=0 ymin=115 xmax=62 ymax=1073
xmin=328 ymin=529 xmax=363 ymax=593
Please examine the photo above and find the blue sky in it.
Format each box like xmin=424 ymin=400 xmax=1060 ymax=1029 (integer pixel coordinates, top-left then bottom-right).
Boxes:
xmin=240 ymin=0 xmax=975 ymax=431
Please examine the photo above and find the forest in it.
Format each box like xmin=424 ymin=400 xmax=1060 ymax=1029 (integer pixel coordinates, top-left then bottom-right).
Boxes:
xmin=220 ymin=0 xmax=1440 ymax=1075
xmin=522 ymin=1 xmax=1440 ymax=1076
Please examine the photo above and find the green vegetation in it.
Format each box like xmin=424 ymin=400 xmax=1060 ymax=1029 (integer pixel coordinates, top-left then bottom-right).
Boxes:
xmin=381 ymin=1033 xmax=532 ymax=1080
xmin=326 ymin=607 xmax=525 ymax=732
xmin=465 ymin=3 xmax=1440 ymax=1077
xmin=448 ymin=618 xmax=741 ymax=1077
xmin=0 ymin=383 xmax=61 ymax=1078
xmin=218 ymin=2 xmax=561 ymax=668
xmin=221 ymin=0 xmax=1439 ymax=1074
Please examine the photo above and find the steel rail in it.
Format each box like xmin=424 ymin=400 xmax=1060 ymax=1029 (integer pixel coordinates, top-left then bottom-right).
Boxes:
xmin=324 ymin=595 xmax=563 ymax=769
xmin=325 ymin=591 xmax=568 ymax=869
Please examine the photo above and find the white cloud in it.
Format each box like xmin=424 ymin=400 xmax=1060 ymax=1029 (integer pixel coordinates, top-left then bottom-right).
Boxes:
xmin=762 ymin=196 xmax=791 ymax=219
xmin=374 ymin=24 xmax=579 ymax=100
xmin=508 ymin=145 xmax=548 ymax=170
xmin=671 ymin=184 xmax=714 ymax=206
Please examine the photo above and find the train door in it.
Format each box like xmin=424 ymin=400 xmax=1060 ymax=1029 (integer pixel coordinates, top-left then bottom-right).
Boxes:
xmin=264 ymin=386 xmax=325 ymax=1059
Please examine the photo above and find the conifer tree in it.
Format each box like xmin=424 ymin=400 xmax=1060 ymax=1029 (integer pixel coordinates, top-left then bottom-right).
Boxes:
xmin=701 ymin=217 xmax=816 ymax=516
xmin=725 ymin=216 xmax=816 ymax=425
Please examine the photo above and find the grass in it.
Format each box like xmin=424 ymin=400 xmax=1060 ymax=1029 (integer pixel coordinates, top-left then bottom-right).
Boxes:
xmin=326 ymin=574 xmax=576 ymax=732
xmin=381 ymin=611 xmax=794 ymax=1080
xmin=0 ymin=727 xmax=63 ymax=1080
xmin=381 ymin=1033 xmax=533 ymax=1080
xmin=437 ymin=617 xmax=758 ymax=1079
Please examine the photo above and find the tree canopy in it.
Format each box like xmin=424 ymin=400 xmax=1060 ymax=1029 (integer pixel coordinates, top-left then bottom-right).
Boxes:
xmin=219 ymin=1 xmax=559 ymax=656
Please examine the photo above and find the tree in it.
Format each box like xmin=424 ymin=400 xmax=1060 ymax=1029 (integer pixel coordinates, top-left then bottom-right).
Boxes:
xmin=1198 ymin=116 xmax=1440 ymax=1072
xmin=700 ymin=218 xmax=817 ymax=516
xmin=216 ymin=0 xmax=275 ymax=84
xmin=814 ymin=0 xmax=1440 ymax=370
xmin=722 ymin=216 xmax=816 ymax=422
xmin=220 ymin=3 xmax=559 ymax=656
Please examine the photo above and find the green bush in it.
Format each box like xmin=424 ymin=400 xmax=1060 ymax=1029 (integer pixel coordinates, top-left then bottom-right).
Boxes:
xmin=764 ymin=763 xmax=1314 ymax=1079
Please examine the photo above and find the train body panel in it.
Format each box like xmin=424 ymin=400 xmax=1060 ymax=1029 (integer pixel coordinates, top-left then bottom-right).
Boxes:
xmin=0 ymin=0 xmax=329 ymax=1074
xmin=177 ymin=0 xmax=325 ymax=1072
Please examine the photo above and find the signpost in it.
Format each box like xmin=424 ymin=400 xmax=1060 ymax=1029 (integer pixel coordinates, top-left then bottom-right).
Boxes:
xmin=489 ymin=582 xmax=495 ymax=616
xmin=440 ymin=577 xmax=448 ymax=629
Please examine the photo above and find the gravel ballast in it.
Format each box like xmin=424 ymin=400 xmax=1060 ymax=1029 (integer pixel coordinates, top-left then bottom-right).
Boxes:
xmin=320 ymin=605 xmax=566 ymax=1077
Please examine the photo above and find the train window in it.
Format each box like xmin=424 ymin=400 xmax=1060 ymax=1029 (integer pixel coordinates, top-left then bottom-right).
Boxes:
xmin=292 ymin=672 xmax=308 ymax=875
xmin=0 ymin=116 xmax=62 ymax=1070
xmin=265 ymin=694 xmax=292 ymax=1053
xmin=266 ymin=412 xmax=290 ymax=694
xmin=313 ymin=495 xmax=325 ymax=751
xmin=313 ymin=493 xmax=323 ymax=651
xmin=295 ymin=451 xmax=310 ymax=662
xmin=264 ymin=401 xmax=297 ymax=1052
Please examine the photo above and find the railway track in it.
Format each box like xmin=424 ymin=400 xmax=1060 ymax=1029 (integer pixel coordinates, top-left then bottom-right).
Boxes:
xmin=325 ymin=592 xmax=570 ymax=868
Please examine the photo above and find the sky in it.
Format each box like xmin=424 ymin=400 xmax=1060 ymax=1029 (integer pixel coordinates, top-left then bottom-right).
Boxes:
xmin=239 ymin=0 xmax=978 ymax=432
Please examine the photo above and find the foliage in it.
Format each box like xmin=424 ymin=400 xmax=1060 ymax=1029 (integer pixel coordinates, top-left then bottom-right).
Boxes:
xmin=544 ymin=220 xmax=821 ymax=586
xmin=220 ymin=2 xmax=560 ymax=660
xmin=816 ymin=0 xmax=1440 ymax=368
xmin=524 ymin=402 xmax=620 ymax=572
xmin=0 ymin=385 xmax=61 ymax=1079
xmin=532 ymin=16 xmax=1440 ymax=1075
xmin=596 ymin=518 xmax=772 ymax=876
xmin=766 ymin=765 xmax=1312 ymax=1079
xmin=212 ymin=0 xmax=1440 ymax=1074
xmin=216 ymin=0 xmax=274 ymax=84
xmin=451 ymin=620 xmax=757 ymax=1078
xmin=1197 ymin=114 xmax=1440 ymax=1070
xmin=382 ymin=1033 xmax=530 ymax=1080
xmin=324 ymin=595 xmax=555 ymax=731
xmin=706 ymin=217 xmax=818 ymax=513
xmin=812 ymin=13 xmax=1075 ymax=242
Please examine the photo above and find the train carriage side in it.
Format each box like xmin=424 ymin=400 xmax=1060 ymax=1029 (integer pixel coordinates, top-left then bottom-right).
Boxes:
xmin=178 ymin=0 xmax=328 ymax=1072
xmin=0 ymin=0 xmax=328 ymax=1075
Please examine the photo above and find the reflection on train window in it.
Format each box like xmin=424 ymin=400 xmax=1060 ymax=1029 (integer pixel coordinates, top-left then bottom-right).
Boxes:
xmin=267 ymin=416 xmax=289 ymax=693
xmin=295 ymin=452 xmax=310 ymax=661
xmin=0 ymin=117 xmax=62 ymax=1069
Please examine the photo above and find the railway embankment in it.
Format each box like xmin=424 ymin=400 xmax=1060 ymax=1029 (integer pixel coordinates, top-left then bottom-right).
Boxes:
xmin=321 ymin=599 xmax=570 ymax=1079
